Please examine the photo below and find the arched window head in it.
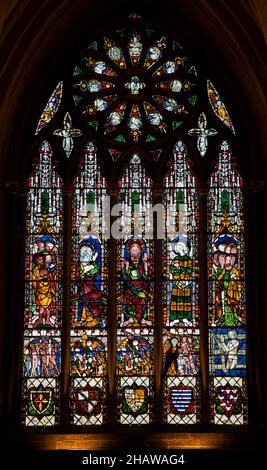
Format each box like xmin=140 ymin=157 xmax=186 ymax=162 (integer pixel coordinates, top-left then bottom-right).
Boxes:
xmin=116 ymin=154 xmax=154 ymax=424
xmin=208 ymin=141 xmax=247 ymax=425
xmin=69 ymin=142 xmax=108 ymax=425
xmin=22 ymin=141 xmax=63 ymax=426
xmin=163 ymin=140 xmax=200 ymax=424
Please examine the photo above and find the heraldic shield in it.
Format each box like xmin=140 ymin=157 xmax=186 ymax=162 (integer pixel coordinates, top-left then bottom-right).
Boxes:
xmin=29 ymin=388 xmax=53 ymax=415
xmin=73 ymin=385 xmax=102 ymax=418
xmin=122 ymin=385 xmax=148 ymax=415
xmin=216 ymin=386 xmax=242 ymax=417
xmin=170 ymin=385 xmax=193 ymax=413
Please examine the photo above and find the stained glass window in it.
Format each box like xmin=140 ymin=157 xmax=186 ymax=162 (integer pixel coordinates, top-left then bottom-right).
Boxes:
xmin=116 ymin=155 xmax=154 ymax=424
xmin=163 ymin=141 xmax=201 ymax=424
xmin=70 ymin=142 xmax=108 ymax=425
xmin=22 ymin=141 xmax=63 ymax=426
xmin=208 ymin=141 xmax=247 ymax=424
xmin=23 ymin=16 xmax=249 ymax=429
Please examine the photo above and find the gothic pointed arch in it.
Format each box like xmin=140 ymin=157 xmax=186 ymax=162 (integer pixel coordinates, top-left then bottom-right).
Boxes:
xmin=19 ymin=13 xmax=249 ymax=428
xmin=1 ymin=0 xmax=266 ymax=458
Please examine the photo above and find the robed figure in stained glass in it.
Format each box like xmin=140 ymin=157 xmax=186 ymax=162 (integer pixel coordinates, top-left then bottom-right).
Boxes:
xmin=121 ymin=239 xmax=152 ymax=327
xmin=73 ymin=236 xmax=106 ymax=328
xmin=32 ymin=253 xmax=56 ymax=327
xmin=213 ymin=234 xmax=242 ymax=326
xmin=169 ymin=235 xmax=193 ymax=326
xmin=31 ymin=235 xmax=58 ymax=327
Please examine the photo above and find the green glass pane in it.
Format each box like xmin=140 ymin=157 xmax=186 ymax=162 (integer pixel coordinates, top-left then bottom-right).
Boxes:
xmin=115 ymin=28 xmax=126 ymax=38
xmin=73 ymin=95 xmax=83 ymax=106
xmin=114 ymin=134 xmax=126 ymax=142
xmin=87 ymin=121 xmax=98 ymax=131
xmin=188 ymin=66 xmax=197 ymax=76
xmin=176 ymin=189 xmax=184 ymax=210
xmin=173 ymin=41 xmax=183 ymax=50
xmin=146 ymin=134 xmax=157 ymax=143
xmin=73 ymin=65 xmax=82 ymax=76
xmin=41 ymin=190 xmax=49 ymax=213
xmin=131 ymin=190 xmax=140 ymax=210
xmin=86 ymin=190 xmax=95 ymax=205
xmin=172 ymin=121 xmax=183 ymax=130
xmin=188 ymin=95 xmax=197 ymax=106
xmin=87 ymin=41 xmax=98 ymax=50
xmin=221 ymin=189 xmax=230 ymax=212
xmin=145 ymin=28 xmax=155 ymax=37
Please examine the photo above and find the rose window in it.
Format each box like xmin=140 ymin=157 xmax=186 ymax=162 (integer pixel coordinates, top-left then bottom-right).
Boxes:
xmin=72 ymin=22 xmax=199 ymax=145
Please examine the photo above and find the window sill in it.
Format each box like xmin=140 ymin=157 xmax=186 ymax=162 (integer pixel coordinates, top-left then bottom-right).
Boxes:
xmin=1 ymin=425 xmax=265 ymax=450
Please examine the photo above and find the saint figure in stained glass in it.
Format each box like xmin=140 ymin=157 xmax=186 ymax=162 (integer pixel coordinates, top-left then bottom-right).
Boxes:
xmin=73 ymin=236 xmax=106 ymax=328
xmin=213 ymin=234 xmax=242 ymax=327
xmin=169 ymin=235 xmax=193 ymax=326
xmin=32 ymin=250 xmax=56 ymax=327
xmin=121 ymin=238 xmax=152 ymax=327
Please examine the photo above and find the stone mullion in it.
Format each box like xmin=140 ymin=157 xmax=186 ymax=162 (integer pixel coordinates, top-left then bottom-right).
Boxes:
xmin=106 ymin=184 xmax=118 ymax=424
xmin=198 ymin=183 xmax=209 ymax=425
xmin=153 ymin=184 xmax=164 ymax=424
xmin=60 ymin=184 xmax=73 ymax=427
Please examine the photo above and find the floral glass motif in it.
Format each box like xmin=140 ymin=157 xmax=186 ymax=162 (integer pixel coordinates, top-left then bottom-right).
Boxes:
xmin=72 ymin=25 xmax=198 ymax=144
xmin=152 ymin=56 xmax=187 ymax=77
xmin=103 ymin=37 xmax=126 ymax=69
xmin=22 ymin=141 xmax=63 ymax=426
xmin=155 ymin=79 xmax=192 ymax=93
xmin=143 ymin=102 xmax=167 ymax=134
xmin=35 ymin=81 xmax=63 ymax=135
xmin=83 ymin=95 xmax=118 ymax=117
xmin=162 ymin=141 xmax=201 ymax=424
xmin=153 ymin=95 xmax=186 ymax=115
xmin=53 ymin=112 xmax=82 ymax=158
xmin=116 ymin=155 xmax=154 ymax=424
xmin=188 ymin=112 xmax=217 ymax=157
xmin=70 ymin=142 xmax=108 ymax=425
xmin=208 ymin=141 xmax=247 ymax=424
xmin=84 ymin=57 xmax=117 ymax=76
xmin=207 ymin=80 xmax=235 ymax=135
xmin=125 ymin=76 xmax=146 ymax=95
xmin=74 ymin=79 xmax=115 ymax=93
xmin=104 ymin=102 xmax=127 ymax=134
xmin=144 ymin=37 xmax=167 ymax=69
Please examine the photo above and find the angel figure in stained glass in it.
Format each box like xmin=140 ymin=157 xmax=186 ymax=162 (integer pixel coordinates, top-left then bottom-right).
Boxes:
xmin=169 ymin=235 xmax=193 ymax=326
xmin=218 ymin=330 xmax=239 ymax=372
xmin=121 ymin=239 xmax=152 ymax=327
